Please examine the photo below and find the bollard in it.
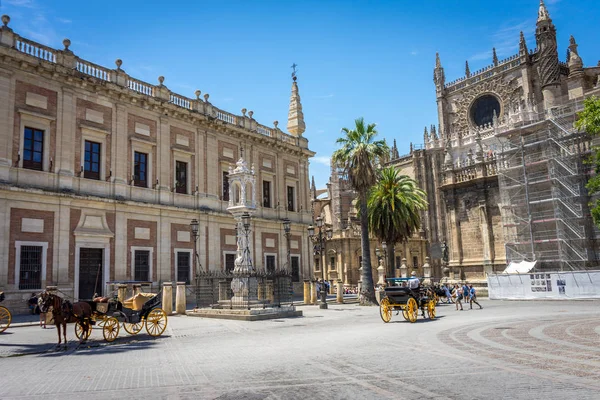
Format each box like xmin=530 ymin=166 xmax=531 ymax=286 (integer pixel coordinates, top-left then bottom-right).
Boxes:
xmin=175 ymin=282 xmax=186 ymax=314
xmin=162 ymin=282 xmax=173 ymax=315
xmin=303 ymin=280 xmax=310 ymax=304
xmin=336 ymin=280 xmax=343 ymax=303
xmin=310 ymin=280 xmax=317 ymax=305
xmin=117 ymin=284 xmax=127 ymax=303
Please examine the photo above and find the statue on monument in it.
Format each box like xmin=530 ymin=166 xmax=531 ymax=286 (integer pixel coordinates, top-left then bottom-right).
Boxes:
xmin=441 ymin=241 xmax=449 ymax=263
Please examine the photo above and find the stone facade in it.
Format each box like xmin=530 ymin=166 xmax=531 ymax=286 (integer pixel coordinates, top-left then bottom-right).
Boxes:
xmin=0 ymin=16 xmax=314 ymax=312
xmin=388 ymin=1 xmax=600 ymax=279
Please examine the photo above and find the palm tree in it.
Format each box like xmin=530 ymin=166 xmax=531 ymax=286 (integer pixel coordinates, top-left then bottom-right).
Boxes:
xmin=368 ymin=167 xmax=428 ymax=277
xmin=332 ymin=117 xmax=389 ymax=305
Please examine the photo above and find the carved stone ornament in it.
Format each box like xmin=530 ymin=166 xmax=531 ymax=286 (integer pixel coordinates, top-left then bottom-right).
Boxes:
xmin=451 ymin=76 xmax=521 ymax=136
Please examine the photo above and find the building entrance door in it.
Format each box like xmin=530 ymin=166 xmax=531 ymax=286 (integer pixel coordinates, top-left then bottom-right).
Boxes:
xmin=79 ymin=248 xmax=103 ymax=300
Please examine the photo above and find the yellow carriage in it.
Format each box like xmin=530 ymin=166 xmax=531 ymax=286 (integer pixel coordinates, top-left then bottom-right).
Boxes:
xmin=379 ymin=278 xmax=436 ymax=323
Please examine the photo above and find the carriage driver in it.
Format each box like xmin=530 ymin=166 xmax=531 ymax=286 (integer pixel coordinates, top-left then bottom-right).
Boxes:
xmin=408 ymin=271 xmax=420 ymax=290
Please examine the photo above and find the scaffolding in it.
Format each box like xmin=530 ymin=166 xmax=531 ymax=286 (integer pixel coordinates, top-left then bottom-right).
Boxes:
xmin=497 ymin=100 xmax=594 ymax=271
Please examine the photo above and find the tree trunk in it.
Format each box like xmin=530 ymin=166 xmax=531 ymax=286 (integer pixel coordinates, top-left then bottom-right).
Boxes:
xmin=359 ymin=190 xmax=377 ymax=305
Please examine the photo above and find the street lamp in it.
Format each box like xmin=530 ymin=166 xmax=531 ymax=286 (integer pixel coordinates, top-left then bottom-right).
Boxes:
xmin=282 ymin=218 xmax=291 ymax=272
xmin=308 ymin=216 xmax=332 ymax=309
xmin=189 ymin=218 xmax=200 ymax=307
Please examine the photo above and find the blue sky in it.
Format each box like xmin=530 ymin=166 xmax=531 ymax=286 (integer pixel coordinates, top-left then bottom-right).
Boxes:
xmin=1 ymin=0 xmax=599 ymax=190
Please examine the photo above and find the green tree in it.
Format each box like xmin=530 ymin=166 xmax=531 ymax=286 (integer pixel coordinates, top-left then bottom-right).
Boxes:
xmin=332 ymin=117 xmax=389 ymax=305
xmin=576 ymin=96 xmax=600 ymax=225
xmin=368 ymin=167 xmax=428 ymax=277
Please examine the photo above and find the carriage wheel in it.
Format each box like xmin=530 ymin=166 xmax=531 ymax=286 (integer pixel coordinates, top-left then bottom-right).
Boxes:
xmin=123 ymin=321 xmax=143 ymax=335
xmin=102 ymin=317 xmax=120 ymax=342
xmin=145 ymin=309 xmax=168 ymax=337
xmin=401 ymin=308 xmax=409 ymax=321
xmin=406 ymin=298 xmax=418 ymax=323
xmin=74 ymin=320 xmax=92 ymax=340
xmin=0 ymin=306 xmax=11 ymax=333
xmin=428 ymin=299 xmax=436 ymax=320
xmin=379 ymin=298 xmax=392 ymax=323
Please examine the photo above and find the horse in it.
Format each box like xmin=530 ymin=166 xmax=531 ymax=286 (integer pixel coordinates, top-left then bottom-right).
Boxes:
xmin=38 ymin=292 xmax=92 ymax=347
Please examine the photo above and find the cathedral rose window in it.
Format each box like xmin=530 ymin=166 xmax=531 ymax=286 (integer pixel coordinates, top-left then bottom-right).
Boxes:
xmin=470 ymin=94 xmax=501 ymax=127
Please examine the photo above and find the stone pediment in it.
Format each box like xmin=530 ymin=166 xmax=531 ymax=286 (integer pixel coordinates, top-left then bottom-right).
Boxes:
xmin=73 ymin=211 xmax=114 ymax=238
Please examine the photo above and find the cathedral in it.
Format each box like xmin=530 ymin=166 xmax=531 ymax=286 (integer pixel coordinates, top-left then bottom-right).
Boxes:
xmin=0 ymin=15 xmax=314 ymax=312
xmin=319 ymin=1 xmax=600 ymax=285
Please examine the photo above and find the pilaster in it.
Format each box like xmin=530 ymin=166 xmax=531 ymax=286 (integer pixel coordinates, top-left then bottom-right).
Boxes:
xmin=57 ymin=87 xmax=75 ymax=190
xmin=0 ymin=69 xmax=14 ymax=179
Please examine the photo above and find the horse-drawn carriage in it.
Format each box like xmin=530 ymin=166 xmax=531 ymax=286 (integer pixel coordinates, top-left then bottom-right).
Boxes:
xmin=0 ymin=292 xmax=11 ymax=333
xmin=379 ymin=278 xmax=436 ymax=323
xmin=74 ymin=292 xmax=168 ymax=342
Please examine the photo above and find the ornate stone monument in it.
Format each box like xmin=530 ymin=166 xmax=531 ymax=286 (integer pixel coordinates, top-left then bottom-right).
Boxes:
xmin=226 ymin=156 xmax=258 ymax=306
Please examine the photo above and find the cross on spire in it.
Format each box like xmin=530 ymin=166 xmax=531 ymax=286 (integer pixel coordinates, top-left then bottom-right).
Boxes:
xmin=291 ymin=63 xmax=298 ymax=81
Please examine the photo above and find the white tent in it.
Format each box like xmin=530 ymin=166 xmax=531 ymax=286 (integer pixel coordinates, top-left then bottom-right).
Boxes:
xmin=502 ymin=260 xmax=536 ymax=274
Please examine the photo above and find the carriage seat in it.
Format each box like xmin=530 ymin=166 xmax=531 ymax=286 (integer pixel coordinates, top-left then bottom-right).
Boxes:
xmin=123 ymin=292 xmax=156 ymax=311
xmin=93 ymin=296 xmax=110 ymax=303
xmin=384 ymin=287 xmax=412 ymax=296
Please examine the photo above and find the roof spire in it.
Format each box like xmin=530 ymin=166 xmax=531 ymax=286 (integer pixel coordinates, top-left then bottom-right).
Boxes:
xmin=519 ymin=31 xmax=528 ymax=57
xmin=287 ymin=63 xmax=305 ymax=137
xmin=465 ymin=60 xmax=471 ymax=78
xmin=538 ymin=0 xmax=551 ymax=23
xmin=568 ymin=35 xmax=584 ymax=75
xmin=492 ymin=47 xmax=498 ymax=66
xmin=433 ymin=52 xmax=445 ymax=89
xmin=424 ymin=127 xmax=429 ymax=143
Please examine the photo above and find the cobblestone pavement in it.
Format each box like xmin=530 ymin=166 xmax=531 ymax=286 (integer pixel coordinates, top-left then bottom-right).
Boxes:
xmin=1 ymin=300 xmax=599 ymax=399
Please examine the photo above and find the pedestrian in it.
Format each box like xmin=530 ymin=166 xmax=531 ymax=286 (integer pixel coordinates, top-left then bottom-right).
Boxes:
xmin=469 ymin=285 xmax=482 ymax=309
xmin=462 ymin=282 xmax=470 ymax=301
xmin=37 ymin=296 xmax=47 ymax=328
xmin=455 ymin=284 xmax=463 ymax=311
xmin=443 ymin=284 xmax=453 ymax=304
xmin=27 ymin=292 xmax=38 ymax=314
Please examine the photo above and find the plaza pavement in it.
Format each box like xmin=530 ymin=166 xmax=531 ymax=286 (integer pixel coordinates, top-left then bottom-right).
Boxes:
xmin=1 ymin=299 xmax=599 ymax=399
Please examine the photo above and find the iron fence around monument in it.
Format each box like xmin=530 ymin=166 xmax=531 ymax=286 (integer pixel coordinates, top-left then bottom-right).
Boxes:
xmin=194 ymin=270 xmax=293 ymax=309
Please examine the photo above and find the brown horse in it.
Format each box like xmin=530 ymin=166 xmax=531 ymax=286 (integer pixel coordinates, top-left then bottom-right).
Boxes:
xmin=39 ymin=292 xmax=92 ymax=347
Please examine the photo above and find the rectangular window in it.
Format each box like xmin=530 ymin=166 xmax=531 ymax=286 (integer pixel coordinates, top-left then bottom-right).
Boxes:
xmin=291 ymin=256 xmax=300 ymax=282
xmin=225 ymin=253 xmax=235 ymax=274
xmin=84 ymin=140 xmax=101 ymax=180
xmin=314 ymin=257 xmax=320 ymax=271
xmin=19 ymin=245 xmax=42 ymax=290
xmin=396 ymin=256 xmax=401 ymax=269
xmin=222 ymin=171 xmax=229 ymax=201
xmin=175 ymin=161 xmax=188 ymax=194
xmin=266 ymin=255 xmax=276 ymax=274
xmin=134 ymin=250 xmax=150 ymax=281
xmin=287 ymin=186 xmax=295 ymax=212
xmin=23 ymin=127 xmax=44 ymax=171
xmin=263 ymin=180 xmax=271 ymax=208
xmin=330 ymin=256 xmax=335 ymax=270
xmin=134 ymin=151 xmax=148 ymax=188
xmin=413 ymin=256 xmax=419 ymax=269
xmin=176 ymin=252 xmax=190 ymax=284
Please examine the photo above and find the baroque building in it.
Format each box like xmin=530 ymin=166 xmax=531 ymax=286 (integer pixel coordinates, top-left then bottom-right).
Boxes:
xmin=388 ymin=0 xmax=600 ymax=279
xmin=0 ymin=15 xmax=315 ymax=312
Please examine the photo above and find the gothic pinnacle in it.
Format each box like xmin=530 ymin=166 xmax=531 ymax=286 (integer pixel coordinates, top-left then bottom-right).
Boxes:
xmin=492 ymin=47 xmax=498 ymax=66
xmin=519 ymin=31 xmax=528 ymax=56
xmin=287 ymin=64 xmax=305 ymax=137
xmin=423 ymin=127 xmax=429 ymax=142
xmin=538 ymin=0 xmax=551 ymax=23
xmin=465 ymin=60 xmax=471 ymax=78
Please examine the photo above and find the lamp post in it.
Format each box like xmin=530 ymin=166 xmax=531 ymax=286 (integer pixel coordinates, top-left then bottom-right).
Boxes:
xmin=282 ymin=218 xmax=291 ymax=272
xmin=308 ymin=216 xmax=332 ymax=309
xmin=189 ymin=218 xmax=200 ymax=307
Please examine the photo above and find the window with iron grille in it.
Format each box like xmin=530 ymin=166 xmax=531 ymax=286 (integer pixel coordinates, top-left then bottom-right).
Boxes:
xmin=134 ymin=250 xmax=150 ymax=281
xmin=23 ymin=127 xmax=44 ymax=171
xmin=263 ymin=180 xmax=271 ymax=208
xmin=176 ymin=252 xmax=190 ymax=284
xmin=330 ymin=256 xmax=335 ymax=270
xmin=84 ymin=140 xmax=101 ymax=180
xmin=19 ymin=246 xmax=42 ymax=290
xmin=222 ymin=171 xmax=229 ymax=201
xmin=134 ymin=151 xmax=148 ymax=187
xmin=266 ymin=255 xmax=276 ymax=273
xmin=291 ymin=256 xmax=300 ymax=282
xmin=314 ymin=257 xmax=320 ymax=271
xmin=225 ymin=253 xmax=235 ymax=274
xmin=287 ymin=186 xmax=295 ymax=211
xmin=175 ymin=161 xmax=187 ymax=194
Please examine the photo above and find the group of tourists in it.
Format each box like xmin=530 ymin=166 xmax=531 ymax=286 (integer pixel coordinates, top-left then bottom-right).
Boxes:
xmin=440 ymin=283 xmax=482 ymax=311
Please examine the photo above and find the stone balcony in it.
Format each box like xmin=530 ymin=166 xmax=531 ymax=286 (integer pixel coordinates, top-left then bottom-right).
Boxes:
xmin=440 ymin=156 xmax=499 ymax=188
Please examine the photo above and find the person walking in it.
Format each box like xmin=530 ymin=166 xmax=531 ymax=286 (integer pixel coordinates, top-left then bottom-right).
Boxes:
xmin=27 ymin=292 xmax=38 ymax=315
xmin=37 ymin=296 xmax=47 ymax=328
xmin=455 ymin=284 xmax=463 ymax=311
xmin=443 ymin=284 xmax=453 ymax=304
xmin=469 ymin=285 xmax=482 ymax=309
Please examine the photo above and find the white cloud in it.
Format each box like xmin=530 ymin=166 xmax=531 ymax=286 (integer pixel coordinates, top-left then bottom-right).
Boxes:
xmin=315 ymin=94 xmax=334 ymax=99
xmin=56 ymin=17 xmax=71 ymax=24
xmin=410 ymin=51 xmax=418 ymax=56
xmin=3 ymin=0 xmax=35 ymax=7
xmin=468 ymin=20 xmax=534 ymax=64
xmin=312 ymin=156 xmax=331 ymax=167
